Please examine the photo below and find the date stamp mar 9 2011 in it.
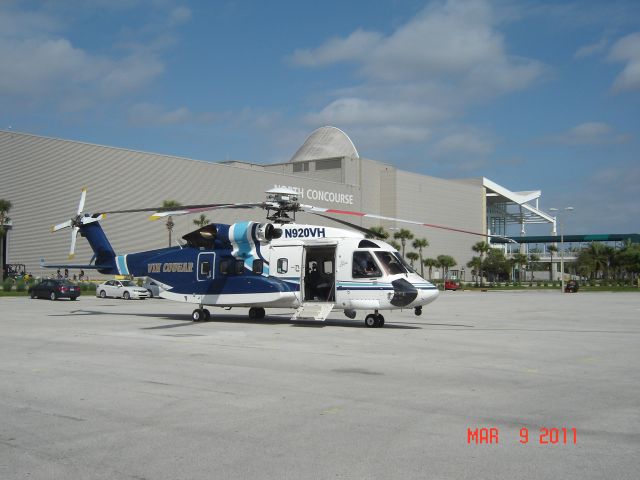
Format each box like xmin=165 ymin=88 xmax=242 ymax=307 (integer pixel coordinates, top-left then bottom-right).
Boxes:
xmin=467 ymin=427 xmax=578 ymax=445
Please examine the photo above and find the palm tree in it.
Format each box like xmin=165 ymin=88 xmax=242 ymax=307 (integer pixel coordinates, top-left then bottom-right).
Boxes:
xmin=412 ymin=237 xmax=429 ymax=278
xmin=193 ymin=214 xmax=210 ymax=228
xmin=162 ymin=200 xmax=182 ymax=247
xmin=406 ymin=252 xmax=419 ymax=268
xmin=512 ymin=253 xmax=528 ymax=282
xmin=393 ymin=229 xmax=414 ymax=259
xmin=548 ymin=244 xmax=558 ymax=281
xmin=466 ymin=256 xmax=482 ymax=285
xmin=0 ymin=199 xmax=12 ymax=280
xmin=389 ymin=240 xmax=401 ymax=251
xmin=366 ymin=226 xmax=389 ymax=240
xmin=527 ymin=253 xmax=540 ymax=282
xmin=423 ymin=258 xmax=438 ymax=279
xmin=472 ymin=241 xmax=490 ymax=287
xmin=436 ymin=254 xmax=457 ymax=281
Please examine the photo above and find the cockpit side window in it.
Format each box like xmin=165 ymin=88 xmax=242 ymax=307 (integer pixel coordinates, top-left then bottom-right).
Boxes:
xmin=374 ymin=251 xmax=407 ymax=275
xmin=352 ymin=251 xmax=382 ymax=278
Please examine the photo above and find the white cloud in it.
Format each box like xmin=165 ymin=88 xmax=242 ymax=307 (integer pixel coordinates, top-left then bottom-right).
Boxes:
xmin=290 ymin=29 xmax=382 ymax=67
xmin=291 ymin=0 xmax=544 ymax=152
xmin=291 ymin=0 xmax=544 ymax=94
xmin=433 ymin=129 xmax=495 ymax=157
xmin=543 ymin=122 xmax=631 ymax=145
xmin=0 ymin=3 xmax=189 ymax=109
xmin=128 ymin=103 xmax=193 ymax=126
xmin=169 ymin=6 xmax=192 ymax=26
xmin=574 ymin=37 xmax=609 ymax=59
xmin=608 ymin=32 xmax=640 ymax=93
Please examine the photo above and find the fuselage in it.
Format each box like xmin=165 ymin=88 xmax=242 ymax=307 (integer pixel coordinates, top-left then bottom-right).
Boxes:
xmin=105 ymin=221 xmax=439 ymax=311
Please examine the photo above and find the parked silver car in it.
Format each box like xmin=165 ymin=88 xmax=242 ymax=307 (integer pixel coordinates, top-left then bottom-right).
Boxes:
xmin=96 ymin=280 xmax=150 ymax=300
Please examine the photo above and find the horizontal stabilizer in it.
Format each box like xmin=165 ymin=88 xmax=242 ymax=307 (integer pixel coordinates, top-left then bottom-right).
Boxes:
xmin=40 ymin=258 xmax=110 ymax=270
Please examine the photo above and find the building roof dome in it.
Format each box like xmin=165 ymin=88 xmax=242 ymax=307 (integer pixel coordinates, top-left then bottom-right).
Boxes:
xmin=289 ymin=126 xmax=359 ymax=162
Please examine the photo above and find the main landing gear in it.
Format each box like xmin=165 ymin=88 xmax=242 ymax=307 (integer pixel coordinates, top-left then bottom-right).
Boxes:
xmin=364 ymin=311 xmax=385 ymax=328
xmin=192 ymin=307 xmax=210 ymax=322
xmin=248 ymin=307 xmax=265 ymax=320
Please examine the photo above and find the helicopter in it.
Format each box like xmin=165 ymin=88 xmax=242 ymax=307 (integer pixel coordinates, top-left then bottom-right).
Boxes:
xmin=43 ymin=187 xmax=497 ymax=327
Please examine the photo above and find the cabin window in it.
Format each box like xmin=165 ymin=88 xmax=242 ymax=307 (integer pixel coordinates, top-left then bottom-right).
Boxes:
xmin=323 ymin=260 xmax=334 ymax=275
xmin=235 ymin=259 xmax=244 ymax=275
xmin=277 ymin=258 xmax=288 ymax=274
xmin=353 ymin=251 xmax=382 ymax=278
xmin=200 ymin=261 xmax=210 ymax=276
xmin=252 ymin=259 xmax=263 ymax=274
xmin=220 ymin=259 xmax=231 ymax=275
xmin=374 ymin=251 xmax=407 ymax=275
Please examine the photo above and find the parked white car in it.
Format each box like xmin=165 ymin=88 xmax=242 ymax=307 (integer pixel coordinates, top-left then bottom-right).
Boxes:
xmin=96 ymin=280 xmax=150 ymax=300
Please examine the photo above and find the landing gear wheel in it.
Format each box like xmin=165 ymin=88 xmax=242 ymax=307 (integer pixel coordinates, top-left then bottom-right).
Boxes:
xmin=365 ymin=313 xmax=384 ymax=328
xmin=123 ymin=291 xmax=131 ymax=300
xmin=249 ymin=307 xmax=265 ymax=320
xmin=344 ymin=309 xmax=356 ymax=319
xmin=203 ymin=309 xmax=211 ymax=321
xmin=192 ymin=309 xmax=204 ymax=322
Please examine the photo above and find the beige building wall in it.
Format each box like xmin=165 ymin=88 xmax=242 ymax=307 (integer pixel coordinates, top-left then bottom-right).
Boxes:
xmin=1 ymin=130 xmax=484 ymax=278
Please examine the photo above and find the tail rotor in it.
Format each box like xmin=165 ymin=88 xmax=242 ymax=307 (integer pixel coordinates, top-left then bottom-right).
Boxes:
xmin=51 ymin=188 xmax=104 ymax=259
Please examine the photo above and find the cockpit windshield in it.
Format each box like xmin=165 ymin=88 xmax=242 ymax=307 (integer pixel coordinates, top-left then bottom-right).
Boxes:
xmin=394 ymin=251 xmax=415 ymax=274
xmin=374 ymin=251 xmax=408 ymax=275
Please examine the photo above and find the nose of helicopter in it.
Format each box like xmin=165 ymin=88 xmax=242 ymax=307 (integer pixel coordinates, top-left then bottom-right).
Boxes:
xmin=417 ymin=285 xmax=440 ymax=306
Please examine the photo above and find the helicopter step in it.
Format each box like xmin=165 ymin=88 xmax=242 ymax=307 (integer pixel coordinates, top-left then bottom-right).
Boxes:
xmin=291 ymin=302 xmax=334 ymax=322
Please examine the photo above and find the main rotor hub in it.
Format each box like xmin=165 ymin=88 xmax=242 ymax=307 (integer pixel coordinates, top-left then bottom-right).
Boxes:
xmin=264 ymin=188 xmax=302 ymax=224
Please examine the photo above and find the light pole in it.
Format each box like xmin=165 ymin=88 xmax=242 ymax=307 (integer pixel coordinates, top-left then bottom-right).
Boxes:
xmin=549 ymin=207 xmax=574 ymax=293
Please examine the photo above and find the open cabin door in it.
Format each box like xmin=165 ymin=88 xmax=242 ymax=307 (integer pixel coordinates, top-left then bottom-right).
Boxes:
xmin=291 ymin=245 xmax=337 ymax=322
xmin=302 ymin=245 xmax=336 ymax=303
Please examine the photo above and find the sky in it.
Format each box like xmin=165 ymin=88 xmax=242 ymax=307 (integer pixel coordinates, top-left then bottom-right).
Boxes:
xmin=1 ymin=0 xmax=639 ymax=235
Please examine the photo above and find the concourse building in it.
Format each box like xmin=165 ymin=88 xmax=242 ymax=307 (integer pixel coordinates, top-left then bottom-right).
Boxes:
xmin=0 ymin=127 xmax=553 ymax=279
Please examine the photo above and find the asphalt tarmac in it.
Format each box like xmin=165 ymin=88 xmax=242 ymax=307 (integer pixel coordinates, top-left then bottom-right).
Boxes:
xmin=1 ymin=290 xmax=639 ymax=479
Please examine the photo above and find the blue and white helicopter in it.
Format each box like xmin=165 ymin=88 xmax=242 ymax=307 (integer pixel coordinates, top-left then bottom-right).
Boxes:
xmin=45 ymin=187 xmax=490 ymax=327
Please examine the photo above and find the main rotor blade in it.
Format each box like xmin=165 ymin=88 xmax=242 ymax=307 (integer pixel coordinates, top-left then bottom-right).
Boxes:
xmin=301 ymin=205 xmax=512 ymax=241
xmin=148 ymin=203 xmax=265 ymax=220
xmin=97 ymin=202 xmax=264 ymax=216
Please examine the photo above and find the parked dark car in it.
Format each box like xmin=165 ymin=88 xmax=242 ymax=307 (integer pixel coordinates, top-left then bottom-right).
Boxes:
xmin=564 ymin=280 xmax=579 ymax=293
xmin=28 ymin=279 xmax=81 ymax=300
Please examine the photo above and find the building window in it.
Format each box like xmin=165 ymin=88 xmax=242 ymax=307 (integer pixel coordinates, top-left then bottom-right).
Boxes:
xmin=292 ymin=162 xmax=309 ymax=172
xmin=315 ymin=158 xmax=342 ymax=170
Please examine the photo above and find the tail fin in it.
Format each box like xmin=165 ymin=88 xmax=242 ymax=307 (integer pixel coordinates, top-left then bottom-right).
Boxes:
xmin=78 ymin=221 xmax=118 ymax=274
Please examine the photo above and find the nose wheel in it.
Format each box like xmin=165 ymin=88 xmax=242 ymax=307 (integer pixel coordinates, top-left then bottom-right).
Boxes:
xmin=364 ymin=313 xmax=385 ymax=328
